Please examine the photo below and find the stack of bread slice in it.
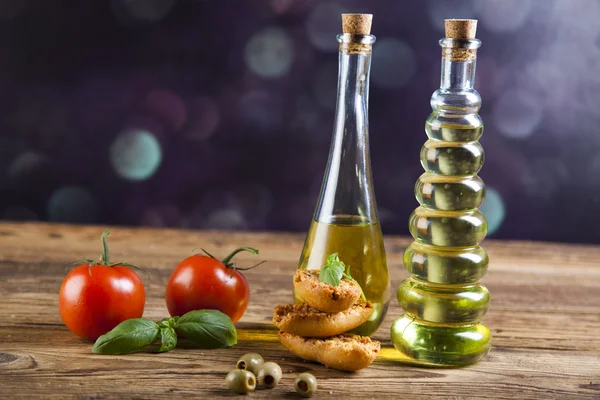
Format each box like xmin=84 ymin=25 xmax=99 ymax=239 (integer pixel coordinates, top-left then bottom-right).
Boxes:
xmin=273 ymin=270 xmax=380 ymax=372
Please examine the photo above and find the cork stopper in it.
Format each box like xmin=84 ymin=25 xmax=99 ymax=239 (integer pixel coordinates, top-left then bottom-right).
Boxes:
xmin=342 ymin=14 xmax=372 ymax=35
xmin=445 ymin=19 xmax=478 ymax=39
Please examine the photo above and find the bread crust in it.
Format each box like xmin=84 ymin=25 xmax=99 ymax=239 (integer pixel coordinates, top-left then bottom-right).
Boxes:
xmin=278 ymin=332 xmax=380 ymax=372
xmin=293 ymin=270 xmax=361 ymax=313
xmin=273 ymin=301 xmax=373 ymax=337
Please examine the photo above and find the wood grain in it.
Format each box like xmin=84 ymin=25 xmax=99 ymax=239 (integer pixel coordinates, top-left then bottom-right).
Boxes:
xmin=0 ymin=222 xmax=599 ymax=399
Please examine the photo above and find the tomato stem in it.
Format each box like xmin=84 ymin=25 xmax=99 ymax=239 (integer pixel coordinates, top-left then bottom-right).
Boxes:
xmin=112 ymin=262 xmax=149 ymax=278
xmin=100 ymin=230 xmax=111 ymax=264
xmin=65 ymin=231 xmax=145 ymax=278
xmin=221 ymin=247 xmax=259 ymax=266
xmin=200 ymin=248 xmax=217 ymax=259
xmin=229 ymin=260 xmax=266 ymax=271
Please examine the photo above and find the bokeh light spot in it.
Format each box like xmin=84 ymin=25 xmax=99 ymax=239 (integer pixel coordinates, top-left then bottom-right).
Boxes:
xmin=245 ymin=27 xmax=294 ymax=79
xmin=480 ymin=187 xmax=505 ymax=236
xmin=239 ymin=91 xmax=282 ymax=133
xmin=270 ymin=0 xmax=311 ymax=14
xmin=205 ymin=208 xmax=248 ymax=230
xmin=492 ymin=89 xmax=543 ymax=139
xmin=140 ymin=205 xmax=181 ymax=227
xmin=306 ymin=2 xmax=346 ymax=51
xmin=47 ymin=186 xmax=98 ymax=223
xmin=142 ymin=90 xmax=187 ymax=132
xmin=291 ymin=95 xmax=320 ymax=138
xmin=122 ymin=0 xmax=175 ymax=22
xmin=372 ymin=38 xmax=417 ymax=89
xmin=235 ymin=183 xmax=273 ymax=223
xmin=521 ymin=159 xmax=568 ymax=199
xmin=184 ymin=96 xmax=221 ymax=142
xmin=110 ymin=129 xmax=162 ymax=181
xmin=523 ymin=60 xmax=565 ymax=110
xmin=474 ymin=0 xmax=533 ymax=33
xmin=7 ymin=151 xmax=48 ymax=180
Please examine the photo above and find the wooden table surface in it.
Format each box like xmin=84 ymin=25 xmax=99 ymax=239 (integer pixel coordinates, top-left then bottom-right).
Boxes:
xmin=1 ymin=222 xmax=599 ymax=399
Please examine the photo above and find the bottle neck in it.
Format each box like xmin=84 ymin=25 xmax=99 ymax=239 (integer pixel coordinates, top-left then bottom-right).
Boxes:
xmin=439 ymin=38 xmax=481 ymax=90
xmin=334 ymin=45 xmax=371 ymax=143
xmin=314 ymin=34 xmax=378 ymax=224
xmin=440 ymin=58 xmax=476 ymax=90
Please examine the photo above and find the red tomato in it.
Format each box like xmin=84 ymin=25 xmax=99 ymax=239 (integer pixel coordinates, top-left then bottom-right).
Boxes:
xmin=59 ymin=231 xmax=145 ymax=340
xmin=166 ymin=248 xmax=259 ymax=323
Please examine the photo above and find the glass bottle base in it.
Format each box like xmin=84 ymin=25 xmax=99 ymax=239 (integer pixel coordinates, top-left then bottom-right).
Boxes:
xmin=390 ymin=314 xmax=491 ymax=367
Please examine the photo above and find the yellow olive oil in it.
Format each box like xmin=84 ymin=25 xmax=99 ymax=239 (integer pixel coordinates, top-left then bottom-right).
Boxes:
xmin=296 ymin=215 xmax=391 ymax=336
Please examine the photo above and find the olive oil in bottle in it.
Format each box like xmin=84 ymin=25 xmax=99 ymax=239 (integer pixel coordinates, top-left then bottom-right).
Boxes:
xmin=295 ymin=14 xmax=390 ymax=336
xmin=391 ymin=19 xmax=491 ymax=366
xmin=297 ymin=216 xmax=390 ymax=335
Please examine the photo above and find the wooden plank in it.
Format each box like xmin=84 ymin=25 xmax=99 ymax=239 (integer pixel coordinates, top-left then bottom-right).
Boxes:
xmin=0 ymin=222 xmax=599 ymax=399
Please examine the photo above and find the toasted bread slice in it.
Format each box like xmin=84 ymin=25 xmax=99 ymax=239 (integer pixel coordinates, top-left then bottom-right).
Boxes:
xmin=273 ymin=301 xmax=373 ymax=337
xmin=293 ymin=270 xmax=361 ymax=313
xmin=278 ymin=332 xmax=380 ymax=372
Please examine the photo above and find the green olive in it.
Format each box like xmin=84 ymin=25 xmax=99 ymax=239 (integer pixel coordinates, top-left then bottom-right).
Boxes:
xmin=256 ymin=362 xmax=282 ymax=389
xmin=295 ymin=372 xmax=317 ymax=397
xmin=225 ymin=369 xmax=256 ymax=394
xmin=236 ymin=353 xmax=264 ymax=374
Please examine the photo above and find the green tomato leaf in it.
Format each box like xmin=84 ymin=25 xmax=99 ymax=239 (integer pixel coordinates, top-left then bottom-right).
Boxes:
xmin=175 ymin=310 xmax=237 ymax=349
xmin=318 ymin=252 xmax=345 ymax=287
xmin=92 ymin=319 xmax=159 ymax=355
xmin=158 ymin=326 xmax=178 ymax=353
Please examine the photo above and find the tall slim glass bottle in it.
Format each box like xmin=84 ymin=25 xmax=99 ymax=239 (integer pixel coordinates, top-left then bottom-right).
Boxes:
xmin=296 ymin=14 xmax=390 ymax=336
xmin=391 ymin=19 xmax=491 ymax=366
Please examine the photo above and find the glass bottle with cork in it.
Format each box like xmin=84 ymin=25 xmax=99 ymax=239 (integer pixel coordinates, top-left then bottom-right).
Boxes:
xmin=295 ymin=14 xmax=390 ymax=337
xmin=391 ymin=19 xmax=492 ymax=366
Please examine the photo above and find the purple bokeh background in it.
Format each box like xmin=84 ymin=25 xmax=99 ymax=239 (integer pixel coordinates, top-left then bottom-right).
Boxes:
xmin=0 ymin=0 xmax=599 ymax=243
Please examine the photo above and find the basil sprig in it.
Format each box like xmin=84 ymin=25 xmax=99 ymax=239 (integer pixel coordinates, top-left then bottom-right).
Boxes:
xmin=318 ymin=253 xmax=346 ymax=286
xmin=318 ymin=253 xmax=366 ymax=300
xmin=92 ymin=310 xmax=236 ymax=355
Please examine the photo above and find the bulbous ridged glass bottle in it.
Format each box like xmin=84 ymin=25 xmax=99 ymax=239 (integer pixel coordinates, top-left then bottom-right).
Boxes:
xmin=295 ymin=14 xmax=390 ymax=337
xmin=391 ymin=20 xmax=491 ymax=366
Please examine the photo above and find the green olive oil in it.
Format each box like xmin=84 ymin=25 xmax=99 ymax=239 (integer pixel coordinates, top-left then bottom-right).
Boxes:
xmin=391 ymin=20 xmax=491 ymax=366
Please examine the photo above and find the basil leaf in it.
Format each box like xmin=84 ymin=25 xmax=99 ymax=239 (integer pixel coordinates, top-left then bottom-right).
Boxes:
xmin=158 ymin=326 xmax=177 ymax=353
xmin=176 ymin=310 xmax=237 ymax=349
xmin=158 ymin=316 xmax=179 ymax=329
xmin=319 ymin=252 xmax=345 ymax=286
xmin=92 ymin=319 xmax=159 ymax=355
xmin=319 ymin=265 xmax=341 ymax=286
